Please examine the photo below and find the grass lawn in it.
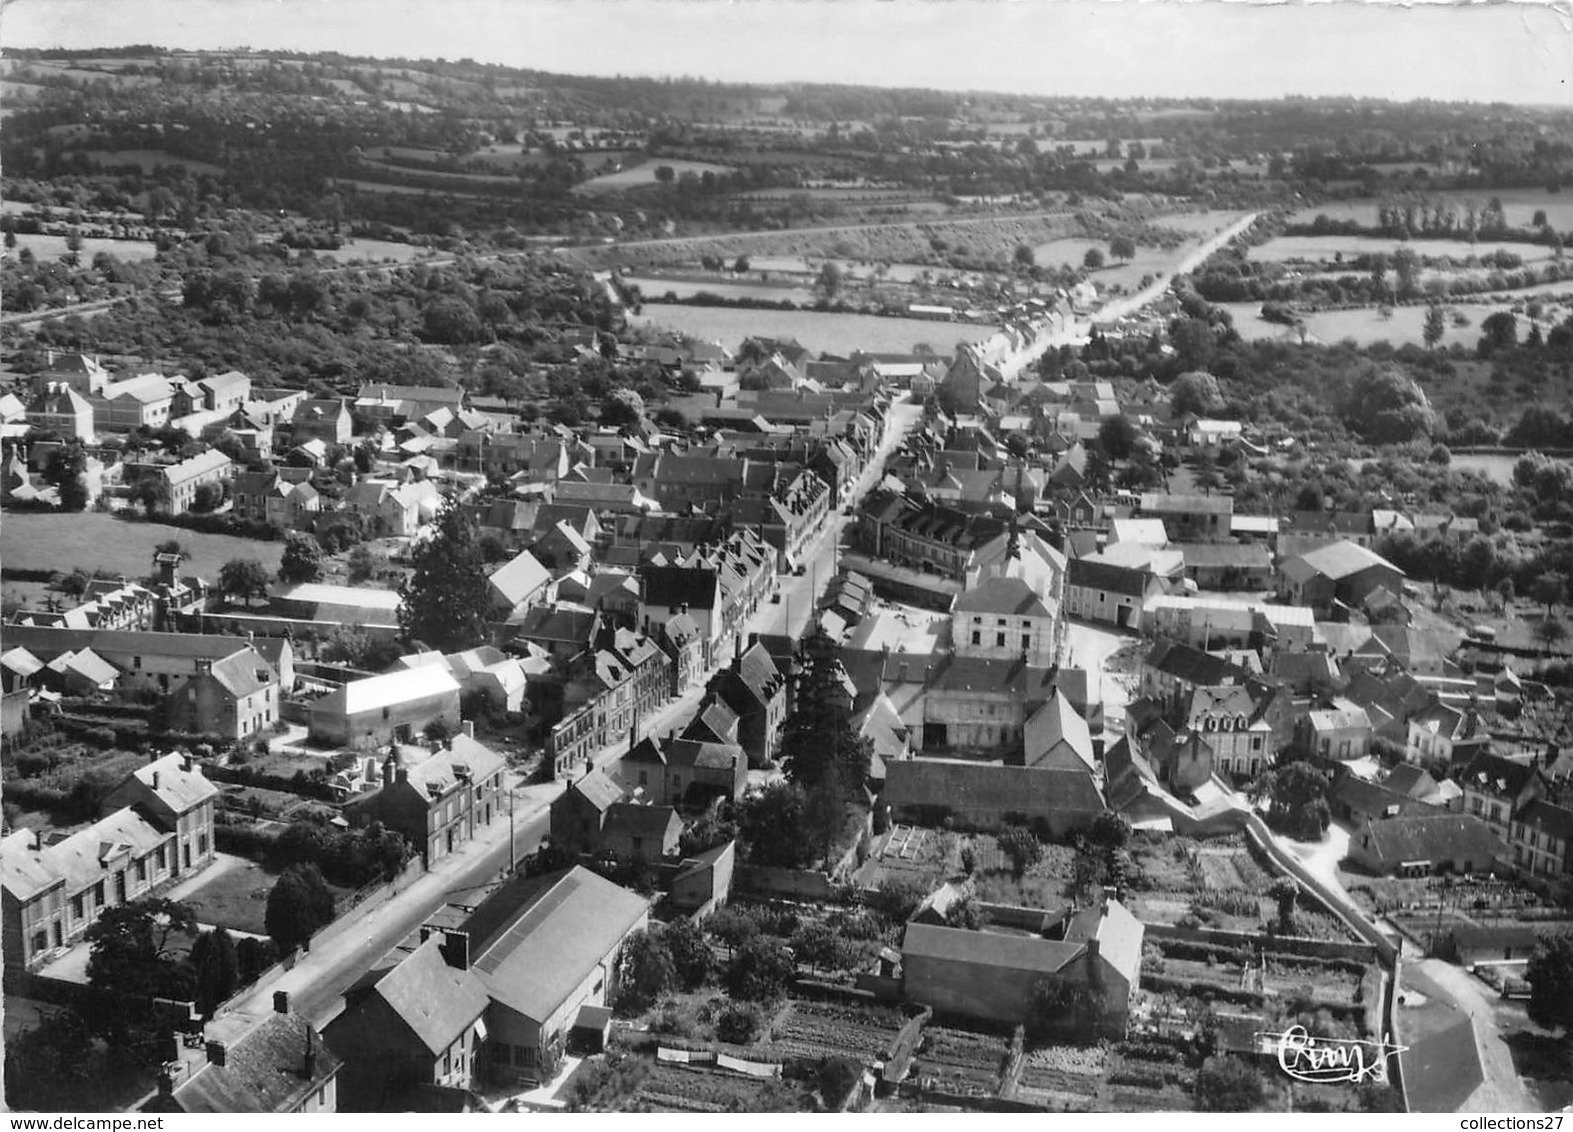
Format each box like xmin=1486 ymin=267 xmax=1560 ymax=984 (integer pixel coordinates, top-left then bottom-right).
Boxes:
xmin=0 ymin=510 xmax=286 ymax=579
xmin=179 ymin=858 xmax=275 ymax=934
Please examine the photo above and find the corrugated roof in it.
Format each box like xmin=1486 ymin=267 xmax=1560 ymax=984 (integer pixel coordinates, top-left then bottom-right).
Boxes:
xmin=469 ymin=867 xmax=648 ymax=1024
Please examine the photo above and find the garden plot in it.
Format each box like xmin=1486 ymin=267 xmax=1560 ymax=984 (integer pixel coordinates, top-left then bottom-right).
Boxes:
xmin=1015 ymin=1044 xmax=1104 ymax=1110
xmin=773 ymin=999 xmax=905 ymax=1063
xmin=1194 ymin=846 xmax=1271 ymax=891
xmin=631 ymin=1062 xmax=805 ymax=1113
xmin=912 ymin=1026 xmax=1007 ymax=1094
xmin=1261 ymin=958 xmax=1363 ymax=1007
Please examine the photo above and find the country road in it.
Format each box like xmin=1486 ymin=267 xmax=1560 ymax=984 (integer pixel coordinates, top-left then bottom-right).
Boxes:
xmin=999 ymin=210 xmax=1259 ymax=379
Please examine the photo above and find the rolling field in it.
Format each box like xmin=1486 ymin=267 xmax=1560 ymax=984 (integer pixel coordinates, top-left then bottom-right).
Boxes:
xmin=1249 ymin=235 xmax=1556 ymax=263
xmin=1217 ymin=292 xmax=1573 ymax=349
xmin=629 ymin=303 xmax=996 ymax=355
xmin=4 ymin=234 xmax=159 ymax=263
xmin=83 ymin=149 xmax=225 ymax=176
xmin=1290 ymin=188 xmax=1573 ymax=231
xmin=573 ymin=159 xmax=735 ymax=195
xmin=0 ymin=510 xmax=287 ymax=579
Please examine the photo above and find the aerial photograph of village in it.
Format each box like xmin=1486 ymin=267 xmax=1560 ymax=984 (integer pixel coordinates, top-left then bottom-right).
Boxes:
xmin=0 ymin=0 xmax=1571 ymax=1116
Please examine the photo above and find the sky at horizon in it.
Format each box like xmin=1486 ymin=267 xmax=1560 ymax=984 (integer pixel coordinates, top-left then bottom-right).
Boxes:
xmin=2 ymin=0 xmax=1570 ymax=107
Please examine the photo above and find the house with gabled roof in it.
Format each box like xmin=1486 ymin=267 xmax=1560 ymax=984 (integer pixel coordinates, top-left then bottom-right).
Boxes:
xmin=1022 ymin=689 xmax=1095 ymax=773
xmin=549 ymin=768 xmax=626 ymax=852
xmin=1298 ymin=702 xmax=1374 ymax=762
xmin=951 ymin=575 xmax=1059 ymax=667
xmin=696 ymin=639 xmax=787 ymax=767
xmin=1279 ymin=540 xmax=1403 ymax=619
xmin=599 ymin=802 xmax=683 ymax=861
xmin=347 ymin=731 xmax=507 ymax=867
xmin=1457 ymin=750 xmax=1546 ymax=840
xmin=1406 ymin=701 xmax=1490 ymax=770
xmin=145 ymin=996 xmax=340 ymax=1113
xmin=882 ymin=758 xmax=1104 ymax=838
xmin=486 ymin=548 xmax=552 ymax=620
xmin=623 ymin=735 xmax=746 ymax=806
xmin=900 ymin=893 xmax=1142 ymax=1037
xmin=322 ymin=932 xmax=492 ymax=1110
xmin=1348 ymin=813 xmax=1504 ymax=876
xmin=164 ymin=647 xmax=281 ymax=740
xmin=4 ymin=753 xmax=219 ymax=971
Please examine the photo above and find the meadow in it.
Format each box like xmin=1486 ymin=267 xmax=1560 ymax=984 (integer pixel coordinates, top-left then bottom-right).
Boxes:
xmin=573 ymin=158 xmax=736 ymax=195
xmin=0 ymin=510 xmax=287 ymax=580
xmin=1248 ymin=235 xmax=1557 ymax=263
xmin=4 ymin=234 xmax=159 ymax=264
xmin=1289 ymin=188 xmax=1573 ymax=232
xmin=628 ymin=303 xmax=997 ymax=355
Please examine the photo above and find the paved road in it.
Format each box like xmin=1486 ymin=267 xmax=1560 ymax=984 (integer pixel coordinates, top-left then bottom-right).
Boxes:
xmin=998 ymin=210 xmax=1260 ymax=380
xmin=1414 ymin=958 xmax=1539 ymax=1113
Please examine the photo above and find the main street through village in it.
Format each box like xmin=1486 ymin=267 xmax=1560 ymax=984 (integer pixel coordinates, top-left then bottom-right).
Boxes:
xmin=222 ymin=399 xmax=926 ymax=1030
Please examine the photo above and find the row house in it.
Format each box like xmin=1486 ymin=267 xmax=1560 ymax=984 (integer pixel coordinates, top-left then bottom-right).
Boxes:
xmin=856 ymin=491 xmax=1009 ymax=582
xmin=34 ymin=351 xmax=110 ymax=395
xmin=1063 ymin=552 xmax=1176 ymax=632
xmin=734 ymin=467 xmax=831 ymax=571
xmin=623 ymin=735 xmax=747 ymax=807
xmin=341 ymin=479 xmax=422 ymax=537
xmin=2 ymin=753 xmax=217 ymax=971
xmin=632 ymin=451 xmax=748 ymax=512
xmin=453 ymin=431 xmax=580 ymax=479
xmin=695 ymin=638 xmax=788 ymax=768
xmin=355 ymin=382 xmax=466 ymax=423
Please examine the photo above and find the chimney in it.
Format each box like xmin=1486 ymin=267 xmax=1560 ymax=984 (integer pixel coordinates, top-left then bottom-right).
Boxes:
xmin=31 ymin=829 xmax=42 ymax=851
xmin=439 ymin=929 xmax=470 ymax=971
xmin=1084 ymin=937 xmax=1100 ymax=960
xmin=152 ymin=771 xmax=161 ymax=789
xmin=273 ymin=990 xmax=290 ymax=1014
xmin=182 ymin=753 xmax=194 ymax=773
xmin=206 ymin=1040 xmax=227 ymax=1068
xmin=157 ymin=1068 xmax=174 ymax=1098
xmin=382 ymin=756 xmax=394 ymax=789
xmin=462 ymin=720 xmax=474 ymax=739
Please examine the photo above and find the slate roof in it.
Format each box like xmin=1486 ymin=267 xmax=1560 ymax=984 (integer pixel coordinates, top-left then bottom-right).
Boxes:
xmin=169 ymin=1012 xmax=342 ymax=1113
xmin=1 ymin=808 xmax=166 ymax=902
xmin=564 ymin=768 xmax=625 ymax=813
xmin=952 ymin=575 xmax=1052 ymax=618
xmin=1066 ymin=556 xmax=1152 ymax=598
xmin=883 ymin=758 xmax=1104 ymax=815
xmin=1459 ymin=751 xmax=1543 ymax=799
xmin=1516 ymin=798 xmax=1573 ymax=843
xmin=902 ymin=922 xmax=1081 ymax=974
xmin=128 ymin=752 xmax=220 ymax=814
xmin=641 ymin=565 xmax=719 ymax=611
xmin=1144 ymin=640 xmax=1251 ymax=687
xmin=1024 ymin=690 xmax=1095 ymax=773
xmin=359 ymin=937 xmax=491 ymax=1055
xmin=602 ymin=803 xmax=682 ymax=844
xmin=1358 ymin=813 xmax=1504 ymax=866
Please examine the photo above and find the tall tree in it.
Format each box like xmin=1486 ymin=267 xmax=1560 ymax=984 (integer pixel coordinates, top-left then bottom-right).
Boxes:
xmin=398 ymin=496 xmax=492 ymax=652
xmin=777 ymin=626 xmax=872 ymax=789
xmin=1423 ymin=304 xmax=1446 ymax=350
xmin=42 ymin=442 xmax=90 ymax=511
xmin=191 ymin=927 xmax=241 ymax=1016
xmin=277 ymin=532 xmax=325 ymax=584
xmin=218 ymin=557 xmax=271 ymax=607
xmin=1526 ymin=931 xmax=1573 ymax=1032
xmin=265 ymin=863 xmax=336 ymax=953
